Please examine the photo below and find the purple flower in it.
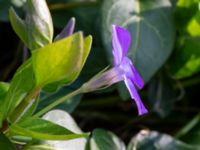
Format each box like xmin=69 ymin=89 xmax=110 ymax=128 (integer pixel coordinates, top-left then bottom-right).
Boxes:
xmin=112 ymin=25 xmax=148 ymax=115
xmin=82 ymin=25 xmax=147 ymax=115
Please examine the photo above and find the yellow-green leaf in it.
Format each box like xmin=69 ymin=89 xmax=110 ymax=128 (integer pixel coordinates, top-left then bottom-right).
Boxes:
xmin=32 ymin=32 xmax=86 ymax=87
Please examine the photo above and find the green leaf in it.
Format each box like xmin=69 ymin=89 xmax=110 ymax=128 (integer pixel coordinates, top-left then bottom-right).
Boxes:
xmin=42 ymin=110 xmax=88 ymax=150
xmin=32 ymin=32 xmax=83 ymax=87
xmin=0 ymin=59 xmax=35 ymax=126
xmin=32 ymin=33 xmax=92 ymax=88
xmin=9 ymin=118 xmax=88 ymax=140
xmin=0 ymin=132 xmax=16 ymax=150
xmin=101 ymin=0 xmax=175 ymax=83
xmin=169 ymin=39 xmax=200 ymax=79
xmin=89 ymin=129 xmax=126 ymax=150
xmin=127 ymin=130 xmax=200 ymax=150
xmin=43 ymin=34 xmax=92 ymax=92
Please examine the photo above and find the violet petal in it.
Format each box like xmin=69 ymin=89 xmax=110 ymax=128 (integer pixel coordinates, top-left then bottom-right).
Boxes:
xmin=123 ymin=75 xmax=148 ymax=115
xmin=130 ymin=65 xmax=144 ymax=89
xmin=112 ymin=25 xmax=131 ymax=64
xmin=120 ymin=57 xmax=144 ymax=89
xmin=112 ymin=26 xmax=122 ymax=65
xmin=112 ymin=49 xmax=120 ymax=65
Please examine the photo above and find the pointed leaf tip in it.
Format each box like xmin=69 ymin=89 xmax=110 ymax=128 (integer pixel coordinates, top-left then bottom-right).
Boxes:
xmin=9 ymin=7 xmax=28 ymax=46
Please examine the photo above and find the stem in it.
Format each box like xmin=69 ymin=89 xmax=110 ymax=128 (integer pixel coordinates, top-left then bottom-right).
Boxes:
xmin=0 ymin=121 xmax=9 ymax=133
xmin=33 ymin=88 xmax=82 ymax=118
xmin=9 ymin=88 xmax=41 ymax=123
xmin=175 ymin=113 xmax=200 ymax=138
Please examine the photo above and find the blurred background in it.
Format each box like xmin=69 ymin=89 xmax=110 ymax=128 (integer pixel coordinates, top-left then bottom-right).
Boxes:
xmin=0 ymin=0 xmax=200 ymax=149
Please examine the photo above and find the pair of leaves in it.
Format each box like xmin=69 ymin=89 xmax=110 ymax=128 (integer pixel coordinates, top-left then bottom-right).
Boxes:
xmin=0 ymin=32 xmax=92 ymax=126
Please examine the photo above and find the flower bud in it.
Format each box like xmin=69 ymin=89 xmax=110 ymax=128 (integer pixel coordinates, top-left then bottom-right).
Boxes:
xmin=9 ymin=0 xmax=53 ymax=50
xmin=54 ymin=17 xmax=76 ymax=41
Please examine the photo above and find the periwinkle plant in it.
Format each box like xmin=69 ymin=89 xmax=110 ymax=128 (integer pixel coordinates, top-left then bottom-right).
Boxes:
xmin=0 ymin=0 xmax=147 ymax=149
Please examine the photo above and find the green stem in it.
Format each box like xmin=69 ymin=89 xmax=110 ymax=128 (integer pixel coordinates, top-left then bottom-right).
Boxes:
xmin=9 ymin=88 xmax=41 ymax=123
xmin=33 ymin=88 xmax=82 ymax=118
xmin=175 ymin=113 xmax=200 ymax=138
